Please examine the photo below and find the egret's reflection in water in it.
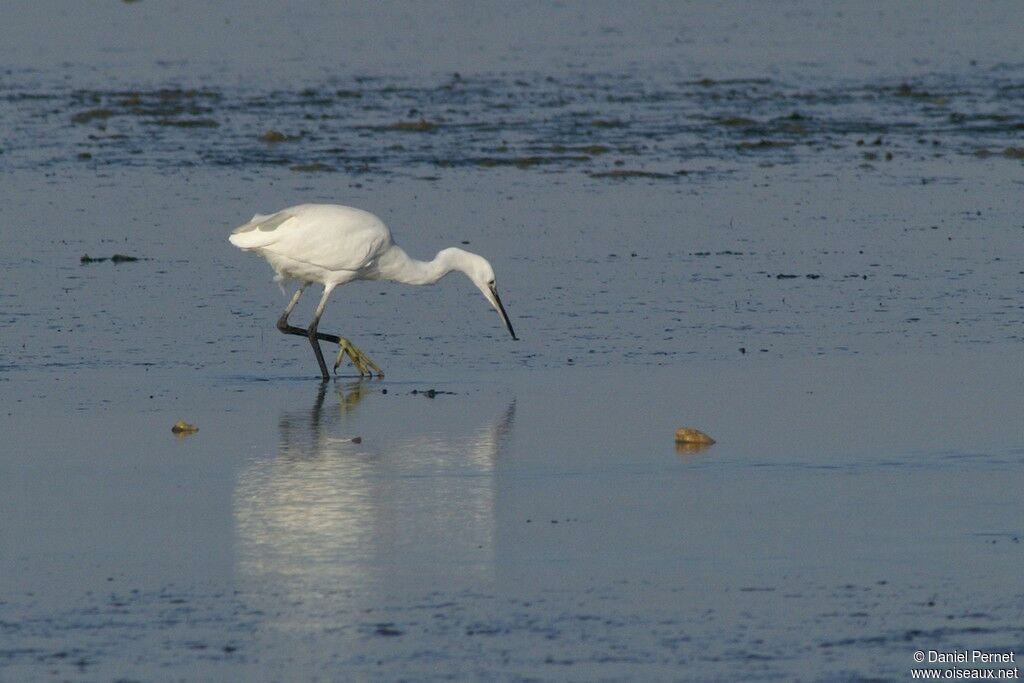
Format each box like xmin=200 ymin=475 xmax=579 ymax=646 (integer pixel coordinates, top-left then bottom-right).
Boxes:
xmin=234 ymin=382 xmax=515 ymax=629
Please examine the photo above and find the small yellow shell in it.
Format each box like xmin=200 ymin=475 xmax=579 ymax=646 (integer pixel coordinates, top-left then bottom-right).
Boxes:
xmin=171 ymin=420 xmax=199 ymax=435
xmin=675 ymin=428 xmax=714 ymax=445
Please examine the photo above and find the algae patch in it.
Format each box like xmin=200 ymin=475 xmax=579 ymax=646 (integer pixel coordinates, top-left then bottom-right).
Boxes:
xmin=736 ymin=140 xmax=796 ymax=151
xmin=473 ymin=155 xmax=588 ymax=169
xmin=973 ymin=147 xmax=1024 ymax=160
xmin=288 ymin=162 xmax=335 ymax=172
xmin=590 ymin=169 xmax=674 ymax=179
xmin=71 ymin=109 xmax=117 ymax=125
xmin=718 ymin=117 xmax=757 ymax=126
xmin=260 ymin=129 xmax=299 ymax=143
xmin=153 ymin=118 xmax=219 ymax=128
xmin=382 ymin=120 xmax=440 ymax=132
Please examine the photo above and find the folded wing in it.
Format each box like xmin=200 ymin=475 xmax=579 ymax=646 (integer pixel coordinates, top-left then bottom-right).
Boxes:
xmin=229 ymin=204 xmax=391 ymax=272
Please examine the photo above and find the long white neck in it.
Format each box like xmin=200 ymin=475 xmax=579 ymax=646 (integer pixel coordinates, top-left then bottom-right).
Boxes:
xmin=376 ymin=245 xmax=467 ymax=285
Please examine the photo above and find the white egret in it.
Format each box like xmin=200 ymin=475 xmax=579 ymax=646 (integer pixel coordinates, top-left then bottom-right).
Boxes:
xmin=229 ymin=203 xmax=516 ymax=380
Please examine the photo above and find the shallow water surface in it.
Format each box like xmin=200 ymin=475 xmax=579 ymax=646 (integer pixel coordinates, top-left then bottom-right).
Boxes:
xmin=1 ymin=2 xmax=1023 ymax=681
xmin=2 ymin=357 xmax=1023 ymax=681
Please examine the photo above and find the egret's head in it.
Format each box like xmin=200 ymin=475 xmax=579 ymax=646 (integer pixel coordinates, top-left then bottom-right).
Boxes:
xmin=441 ymin=248 xmax=517 ymax=340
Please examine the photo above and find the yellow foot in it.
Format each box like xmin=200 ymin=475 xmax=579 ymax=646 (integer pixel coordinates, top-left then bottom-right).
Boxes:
xmin=333 ymin=337 xmax=384 ymax=378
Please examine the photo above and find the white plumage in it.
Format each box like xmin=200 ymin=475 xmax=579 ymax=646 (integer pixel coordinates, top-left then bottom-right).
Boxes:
xmin=229 ymin=203 xmax=516 ymax=380
xmin=230 ymin=204 xmax=389 ymax=283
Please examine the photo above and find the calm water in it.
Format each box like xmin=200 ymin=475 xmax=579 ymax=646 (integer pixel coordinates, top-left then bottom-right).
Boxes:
xmin=1 ymin=3 xmax=1023 ymax=681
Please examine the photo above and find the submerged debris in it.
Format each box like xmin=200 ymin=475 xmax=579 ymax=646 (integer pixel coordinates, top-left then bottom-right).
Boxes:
xmin=372 ymin=623 xmax=404 ymax=637
xmin=410 ymin=389 xmax=456 ymax=398
xmin=80 ymin=253 xmax=140 ymax=264
xmin=171 ymin=420 xmax=199 ymax=435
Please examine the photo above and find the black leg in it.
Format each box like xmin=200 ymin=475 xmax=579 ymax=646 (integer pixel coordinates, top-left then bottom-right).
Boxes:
xmin=303 ymin=285 xmax=337 ymax=381
xmin=307 ymin=316 xmax=329 ymax=380
xmin=277 ymin=320 xmax=341 ymax=345
xmin=275 ymin=285 xmax=344 ymax=379
xmin=277 ymin=287 xmax=341 ymax=344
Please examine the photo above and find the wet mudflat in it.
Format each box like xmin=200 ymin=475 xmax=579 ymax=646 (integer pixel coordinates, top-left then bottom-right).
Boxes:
xmin=2 ymin=2 xmax=1024 ymax=681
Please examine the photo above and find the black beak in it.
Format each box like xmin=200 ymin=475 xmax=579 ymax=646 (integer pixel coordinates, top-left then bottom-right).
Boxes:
xmin=490 ymin=285 xmax=517 ymax=340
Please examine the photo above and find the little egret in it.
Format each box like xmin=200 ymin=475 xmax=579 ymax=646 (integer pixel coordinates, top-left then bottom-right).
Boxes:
xmin=229 ymin=203 xmax=516 ymax=380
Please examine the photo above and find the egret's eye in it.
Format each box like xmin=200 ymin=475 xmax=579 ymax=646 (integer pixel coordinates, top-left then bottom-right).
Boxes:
xmin=487 ymin=279 xmax=495 ymax=287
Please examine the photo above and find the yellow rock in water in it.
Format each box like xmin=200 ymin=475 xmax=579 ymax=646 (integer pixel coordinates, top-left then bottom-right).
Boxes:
xmin=675 ymin=427 xmax=714 ymax=445
xmin=172 ymin=420 xmax=199 ymax=435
